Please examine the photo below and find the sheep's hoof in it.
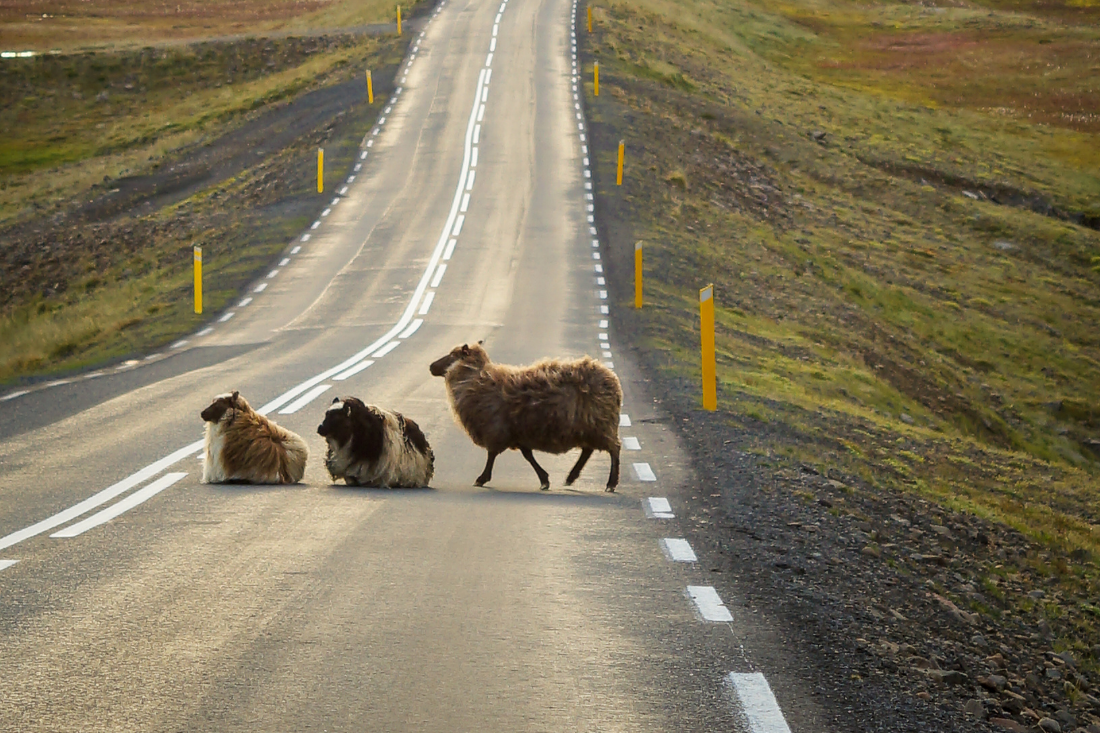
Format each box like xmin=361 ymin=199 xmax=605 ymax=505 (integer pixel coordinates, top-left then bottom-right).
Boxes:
xmin=540 ymin=483 xmax=550 ymax=491
xmin=474 ymin=478 xmax=488 ymax=487
xmin=604 ymin=486 xmax=616 ymax=493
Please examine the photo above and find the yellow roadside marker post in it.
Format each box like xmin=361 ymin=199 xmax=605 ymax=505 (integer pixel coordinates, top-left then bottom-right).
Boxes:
xmin=587 ymin=5 xmax=592 ymax=32
xmin=594 ymin=61 xmax=599 ymax=96
xmin=616 ymin=139 xmax=624 ymax=185
xmin=700 ymin=284 xmax=717 ymax=410
xmin=397 ymin=5 xmax=402 ymax=35
xmin=634 ymin=241 xmax=643 ymax=309
xmin=367 ymin=69 xmax=374 ymax=104
xmin=318 ymin=148 xmax=324 ymax=193
xmin=193 ymin=246 xmax=202 ymax=314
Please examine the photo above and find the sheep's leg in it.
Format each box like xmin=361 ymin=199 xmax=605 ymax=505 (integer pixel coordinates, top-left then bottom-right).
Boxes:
xmin=565 ymin=448 xmax=593 ymax=486
xmin=475 ymin=450 xmax=500 ymax=487
xmin=520 ymin=448 xmax=551 ymax=490
xmin=606 ymin=446 xmax=620 ymax=492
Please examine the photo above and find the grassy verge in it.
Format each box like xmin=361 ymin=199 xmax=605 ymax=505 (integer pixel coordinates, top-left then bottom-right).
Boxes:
xmin=584 ymin=0 xmax=1100 ymax=686
xmin=0 ymin=19 xmax=411 ymax=383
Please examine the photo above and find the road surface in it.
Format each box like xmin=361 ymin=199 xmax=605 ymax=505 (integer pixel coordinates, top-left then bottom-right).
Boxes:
xmin=0 ymin=0 xmax=818 ymax=729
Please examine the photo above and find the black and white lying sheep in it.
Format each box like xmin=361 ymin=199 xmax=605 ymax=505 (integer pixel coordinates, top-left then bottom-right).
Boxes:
xmin=200 ymin=391 xmax=309 ymax=484
xmin=429 ymin=343 xmax=622 ymax=491
xmin=316 ymin=397 xmax=435 ymax=488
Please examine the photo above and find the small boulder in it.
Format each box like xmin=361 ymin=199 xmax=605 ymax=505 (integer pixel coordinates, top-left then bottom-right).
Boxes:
xmin=1039 ymin=718 xmax=1062 ymax=733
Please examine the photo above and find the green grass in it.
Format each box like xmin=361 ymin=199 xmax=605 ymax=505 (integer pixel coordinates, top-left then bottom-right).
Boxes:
xmin=584 ymin=0 xmax=1100 ymax=653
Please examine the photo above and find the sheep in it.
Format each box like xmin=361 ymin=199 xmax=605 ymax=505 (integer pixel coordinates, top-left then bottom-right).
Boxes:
xmin=429 ymin=342 xmax=622 ymax=491
xmin=200 ymin=391 xmax=309 ymax=484
xmin=316 ymin=396 xmax=435 ymax=488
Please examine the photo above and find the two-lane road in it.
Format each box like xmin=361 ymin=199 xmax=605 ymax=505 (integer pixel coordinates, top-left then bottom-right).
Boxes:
xmin=0 ymin=0 xmax=813 ymax=729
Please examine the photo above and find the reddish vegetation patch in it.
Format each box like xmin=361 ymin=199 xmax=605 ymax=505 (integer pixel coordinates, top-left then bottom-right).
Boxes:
xmin=0 ymin=0 xmax=332 ymax=24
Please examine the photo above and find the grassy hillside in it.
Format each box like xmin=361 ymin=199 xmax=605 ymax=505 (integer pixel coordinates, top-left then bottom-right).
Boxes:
xmin=583 ymin=0 xmax=1100 ymax=694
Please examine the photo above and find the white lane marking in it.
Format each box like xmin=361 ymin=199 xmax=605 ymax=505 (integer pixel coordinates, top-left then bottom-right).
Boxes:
xmin=643 ymin=497 xmax=674 ymax=519
xmin=301 ymin=234 xmax=311 ymax=242
xmin=583 ymin=156 xmax=589 ymax=165
xmin=333 ymin=360 xmax=375 ymax=382
xmin=466 ymin=170 xmax=476 ymax=190
xmin=267 ymin=270 xmax=279 ymax=279
xmin=0 ymin=441 xmax=202 ymax=552
xmin=461 ymin=193 xmax=470 ymax=212
xmin=218 ymin=311 xmax=235 ymax=323
xmin=348 ymin=175 xmax=356 ymax=182
xmin=620 ymin=413 xmax=631 ymax=427
xmin=474 ymin=125 xmax=481 ymax=144
xmin=419 ymin=291 xmax=435 ymax=314
xmin=311 ymin=220 xmax=320 ymax=229
xmin=339 ymin=186 xmax=348 ymax=195
xmin=598 ymin=332 xmax=608 ymax=341
xmin=623 ymin=436 xmax=641 ymax=450
xmin=490 ymin=37 xmax=497 ymax=52
xmin=471 ymin=147 xmax=479 ymax=167
xmin=633 ymin=462 xmax=656 ymax=481
xmin=431 ymin=263 xmax=447 ymax=288
xmin=602 ymin=350 xmax=613 ymax=358
xmin=378 ymin=116 xmax=387 ymax=125
xmin=496 ymin=12 xmax=502 ymax=22
xmin=443 ymin=238 xmax=457 ymax=260
xmin=485 ymin=52 xmax=493 ymax=67
xmin=592 ymin=239 xmax=599 ymax=248
xmin=482 ymin=87 xmax=489 ymax=103
xmin=51 ymin=473 xmax=188 ymax=538
xmin=0 ymin=560 xmax=17 ymax=572
xmin=331 ymin=197 xmax=340 ymax=206
xmin=599 ymin=289 xmax=607 ymax=298
xmin=322 ymin=208 xmax=331 ymax=217
xmin=367 ymin=139 xmax=374 ymax=147
xmin=599 ymin=319 xmax=608 ymax=327
xmin=1 ymin=390 xmax=29 ymax=402
xmin=478 ymin=103 xmax=486 ymax=122
xmin=4 ymin=58 xmax=497 ymax=554
xmin=170 ymin=340 xmax=188 ymax=349
xmin=373 ymin=341 xmax=401 ymax=358
xmin=254 ymin=283 xmax=267 ymax=293
xmin=595 ymin=264 xmax=603 ymax=273
xmin=196 ymin=327 xmax=214 ymax=336
xmin=452 ymin=215 xmax=465 ymax=236
xmin=485 ymin=69 xmax=492 ymax=83
xmin=687 ymin=586 xmax=734 ymax=623
xmin=238 ymin=297 xmax=253 ymax=307
xmin=726 ymin=673 xmax=793 ymax=733
xmin=279 ymin=257 xmax=290 ymax=267
xmin=399 ymin=319 xmax=423 ymax=338
xmin=584 ymin=169 xmax=591 ymax=178
xmin=493 ymin=22 xmax=499 ymax=35
xmin=661 ymin=538 xmax=698 ymax=563
xmin=606 ymin=361 xmax=615 ymax=369
xmin=355 ymin=163 xmax=362 ymax=172
xmin=360 ymin=151 xmax=368 ymax=160
xmin=291 ymin=246 xmax=301 ymax=254
xmin=277 ymin=384 xmax=332 ymax=415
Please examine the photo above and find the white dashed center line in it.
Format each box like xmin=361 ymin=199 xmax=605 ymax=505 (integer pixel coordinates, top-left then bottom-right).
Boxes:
xmin=660 ymin=538 xmax=698 ymax=563
xmin=686 ymin=586 xmax=733 ymax=622
xmin=725 ymin=673 xmax=793 ymax=733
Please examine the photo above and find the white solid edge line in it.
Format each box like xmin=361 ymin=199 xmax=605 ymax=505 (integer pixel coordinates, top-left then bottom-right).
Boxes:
xmin=619 ymin=413 xmax=631 ymax=427
xmin=0 ymin=441 xmax=203 ymax=552
xmin=399 ymin=318 xmax=423 ymax=339
xmin=333 ymin=360 xmax=375 ymax=382
xmin=623 ymin=436 xmax=641 ymax=450
xmin=1 ymin=65 xmax=494 ymax=555
xmin=633 ymin=462 xmax=657 ymax=481
xmin=0 ymin=560 xmax=18 ymax=572
xmin=686 ymin=585 xmax=734 ymax=623
xmin=725 ymin=673 xmax=793 ymax=733
xmin=277 ymin=384 xmax=332 ymax=415
xmin=51 ymin=472 xmax=188 ymax=538
xmin=1 ymin=390 xmax=29 ymax=402
xmin=660 ymin=538 xmax=698 ymax=563
xmin=373 ymin=341 xmax=401 ymax=358
xmin=419 ymin=291 xmax=435 ymax=314
xmin=431 ymin=263 xmax=447 ymax=288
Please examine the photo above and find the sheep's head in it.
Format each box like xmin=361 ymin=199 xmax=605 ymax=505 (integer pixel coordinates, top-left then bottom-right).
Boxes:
xmin=318 ymin=397 xmax=386 ymax=461
xmin=200 ymin=390 xmax=249 ymax=423
xmin=429 ymin=342 xmax=489 ymax=377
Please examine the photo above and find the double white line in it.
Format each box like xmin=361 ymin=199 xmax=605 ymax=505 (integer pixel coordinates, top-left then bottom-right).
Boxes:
xmin=0 ymin=11 xmax=500 ymax=554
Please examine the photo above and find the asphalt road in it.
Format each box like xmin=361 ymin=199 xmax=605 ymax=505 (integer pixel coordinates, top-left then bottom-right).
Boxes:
xmin=0 ymin=0 xmax=824 ymax=729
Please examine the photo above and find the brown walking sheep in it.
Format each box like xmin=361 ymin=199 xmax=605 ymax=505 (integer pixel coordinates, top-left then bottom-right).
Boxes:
xmin=200 ymin=391 xmax=309 ymax=484
xmin=429 ymin=343 xmax=622 ymax=491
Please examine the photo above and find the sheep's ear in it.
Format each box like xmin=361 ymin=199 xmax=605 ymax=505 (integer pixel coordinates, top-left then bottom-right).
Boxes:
xmin=331 ymin=397 xmax=340 ymax=404
xmin=461 ymin=344 xmax=470 ymax=355
xmin=231 ymin=390 xmax=240 ymax=401
xmin=477 ymin=339 xmax=484 ymax=346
